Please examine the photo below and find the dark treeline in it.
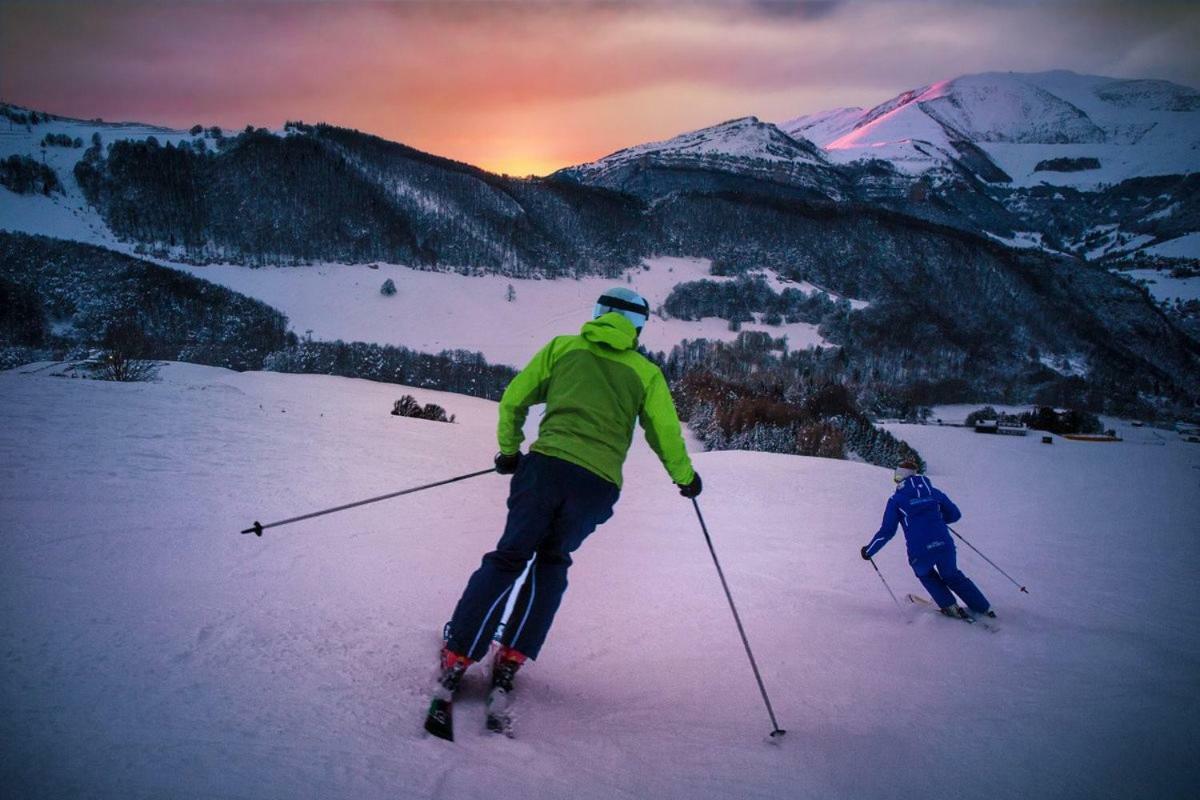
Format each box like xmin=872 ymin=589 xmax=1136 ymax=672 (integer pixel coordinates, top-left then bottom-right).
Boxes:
xmin=263 ymin=339 xmax=515 ymax=401
xmin=658 ymin=268 xmax=1197 ymax=418
xmin=0 ymin=233 xmax=289 ymax=370
xmin=1000 ymin=173 xmax=1200 ymax=255
xmin=1 ymin=155 xmax=61 ymax=195
xmin=41 ymin=133 xmax=83 ymax=148
xmin=965 ymin=405 xmax=1103 ymax=435
xmin=657 ymin=333 xmax=925 ymax=469
xmin=0 ymin=233 xmax=516 ymax=401
xmin=74 ymin=125 xmax=641 ymax=275
xmin=75 ymin=131 xmax=424 ymax=264
xmin=1 ymin=105 xmax=50 ymax=127
xmin=310 ymin=123 xmax=642 ymax=277
xmin=662 ymin=276 xmax=847 ymax=327
xmin=657 ymin=328 xmax=1152 ymax=462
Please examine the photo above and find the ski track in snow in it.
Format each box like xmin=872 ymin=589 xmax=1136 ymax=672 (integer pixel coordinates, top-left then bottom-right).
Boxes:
xmin=2 ymin=364 xmax=1199 ymax=798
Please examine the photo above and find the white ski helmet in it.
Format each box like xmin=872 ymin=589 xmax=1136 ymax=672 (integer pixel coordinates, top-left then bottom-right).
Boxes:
xmin=593 ymin=287 xmax=650 ymax=333
xmin=893 ymin=459 xmax=919 ymax=483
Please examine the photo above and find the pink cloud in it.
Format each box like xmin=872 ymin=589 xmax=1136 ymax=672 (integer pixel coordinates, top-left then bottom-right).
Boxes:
xmin=1 ymin=1 xmax=1196 ymax=174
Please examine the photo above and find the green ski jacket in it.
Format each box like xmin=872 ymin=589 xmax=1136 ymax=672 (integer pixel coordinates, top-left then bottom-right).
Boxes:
xmin=497 ymin=313 xmax=695 ymax=489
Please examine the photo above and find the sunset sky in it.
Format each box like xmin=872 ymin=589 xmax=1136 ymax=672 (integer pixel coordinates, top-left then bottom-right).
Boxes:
xmin=2 ymin=1 xmax=1198 ymax=176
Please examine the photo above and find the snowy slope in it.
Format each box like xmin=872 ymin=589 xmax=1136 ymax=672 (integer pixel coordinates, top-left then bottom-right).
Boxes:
xmin=1121 ymin=268 xmax=1200 ymax=303
xmin=2 ymin=365 xmax=1198 ymax=799
xmin=781 ymin=71 xmax=1200 ymax=189
xmin=779 ymin=107 xmax=864 ymax=148
xmin=170 ymin=256 xmax=840 ymax=366
xmin=571 ymin=116 xmax=828 ymax=173
xmin=0 ymin=108 xmax=196 ymax=246
xmin=1143 ymin=232 xmax=1200 ymax=261
xmin=560 ymin=116 xmax=844 ymax=199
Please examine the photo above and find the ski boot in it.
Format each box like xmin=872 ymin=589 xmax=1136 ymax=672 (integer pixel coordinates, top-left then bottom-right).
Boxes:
xmin=486 ymin=645 xmax=527 ymax=737
xmin=939 ymin=604 xmax=972 ymax=621
xmin=425 ymin=648 xmax=472 ymax=741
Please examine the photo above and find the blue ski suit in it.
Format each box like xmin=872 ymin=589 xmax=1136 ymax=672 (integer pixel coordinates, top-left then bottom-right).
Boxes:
xmin=863 ymin=475 xmax=990 ymax=613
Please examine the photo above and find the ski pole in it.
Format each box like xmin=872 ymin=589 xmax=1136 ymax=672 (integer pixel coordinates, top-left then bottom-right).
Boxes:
xmin=240 ymin=467 xmax=497 ymax=536
xmin=691 ymin=498 xmax=786 ymax=740
xmin=949 ymin=526 xmax=1028 ymax=593
xmin=867 ymin=557 xmax=905 ymax=616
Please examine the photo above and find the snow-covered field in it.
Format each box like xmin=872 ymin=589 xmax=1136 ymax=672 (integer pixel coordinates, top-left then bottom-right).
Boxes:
xmin=1144 ymin=233 xmax=1200 ymax=261
xmin=1121 ymin=268 xmax=1200 ymax=304
xmin=171 ymin=256 xmax=835 ymax=366
xmin=3 ymin=364 xmax=1198 ymax=799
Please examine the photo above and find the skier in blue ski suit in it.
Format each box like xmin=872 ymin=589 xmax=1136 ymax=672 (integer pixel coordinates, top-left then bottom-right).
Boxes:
xmin=861 ymin=460 xmax=992 ymax=617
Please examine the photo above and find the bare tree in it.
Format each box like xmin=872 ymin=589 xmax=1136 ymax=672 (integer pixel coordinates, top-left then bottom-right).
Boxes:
xmin=92 ymin=319 xmax=159 ymax=382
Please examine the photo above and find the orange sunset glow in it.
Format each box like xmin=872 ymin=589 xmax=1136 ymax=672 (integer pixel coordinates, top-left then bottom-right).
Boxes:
xmin=2 ymin=1 xmax=1199 ymax=175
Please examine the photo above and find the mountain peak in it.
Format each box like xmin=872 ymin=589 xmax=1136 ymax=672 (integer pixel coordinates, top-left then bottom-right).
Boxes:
xmin=577 ymin=115 xmax=825 ymax=170
xmin=554 ymin=115 xmax=842 ymax=200
xmin=783 ymin=69 xmax=1200 ymax=187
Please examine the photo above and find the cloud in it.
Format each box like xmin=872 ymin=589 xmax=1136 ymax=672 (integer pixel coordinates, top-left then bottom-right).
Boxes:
xmin=1 ymin=0 xmax=1197 ymax=174
xmin=741 ymin=0 xmax=841 ymax=20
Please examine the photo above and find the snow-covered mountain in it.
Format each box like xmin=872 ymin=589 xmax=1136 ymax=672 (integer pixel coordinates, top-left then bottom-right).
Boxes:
xmin=577 ymin=116 xmax=828 ymax=171
xmin=3 ymin=90 xmax=1198 ymax=410
xmin=781 ymin=70 xmax=1200 ymax=189
xmin=556 ymin=116 xmax=847 ymax=201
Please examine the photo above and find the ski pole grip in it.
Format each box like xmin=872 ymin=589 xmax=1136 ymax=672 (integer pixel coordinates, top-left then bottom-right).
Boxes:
xmin=241 ymin=521 xmax=264 ymax=537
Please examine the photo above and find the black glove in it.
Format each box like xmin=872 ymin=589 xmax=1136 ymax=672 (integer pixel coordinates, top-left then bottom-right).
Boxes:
xmin=494 ymin=451 xmax=521 ymax=475
xmin=860 ymin=546 xmax=871 ymax=561
xmin=677 ymin=472 xmax=702 ymax=499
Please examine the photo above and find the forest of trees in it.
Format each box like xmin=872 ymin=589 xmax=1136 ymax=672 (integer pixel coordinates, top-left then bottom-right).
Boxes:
xmin=0 ymin=233 xmax=290 ymax=371
xmin=0 ymin=233 xmax=518 ymax=400
xmin=74 ymin=131 xmax=427 ymax=264
xmin=655 ymin=332 xmax=925 ymax=468
xmin=41 ymin=133 xmax=83 ymax=148
xmin=72 ymin=125 xmax=642 ymax=274
xmin=262 ymin=339 xmax=515 ymax=401
xmin=663 ymin=276 xmax=849 ymax=327
xmin=1 ymin=155 xmax=60 ymax=195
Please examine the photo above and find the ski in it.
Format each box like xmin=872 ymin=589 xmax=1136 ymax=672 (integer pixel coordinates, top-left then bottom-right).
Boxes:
xmin=485 ymin=686 xmax=515 ymax=738
xmin=425 ymin=650 xmax=469 ymax=742
xmin=906 ymin=593 xmax=998 ymax=633
xmin=424 ymin=692 xmax=455 ymax=741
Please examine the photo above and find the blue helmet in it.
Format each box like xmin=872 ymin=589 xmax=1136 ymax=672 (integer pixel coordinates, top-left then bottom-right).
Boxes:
xmin=593 ymin=287 xmax=650 ymax=333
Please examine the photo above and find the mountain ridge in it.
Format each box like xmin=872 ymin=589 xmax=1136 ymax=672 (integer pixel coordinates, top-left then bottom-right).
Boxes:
xmin=783 ymin=70 xmax=1200 ymax=188
xmin=2 ymin=76 xmax=1198 ymax=413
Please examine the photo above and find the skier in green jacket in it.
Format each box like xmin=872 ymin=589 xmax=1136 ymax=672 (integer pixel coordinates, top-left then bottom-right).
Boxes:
xmin=432 ymin=287 xmax=700 ymax=733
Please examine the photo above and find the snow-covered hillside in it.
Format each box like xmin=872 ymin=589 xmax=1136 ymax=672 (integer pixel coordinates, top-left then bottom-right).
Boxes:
xmin=558 ymin=116 xmax=845 ymax=199
xmin=0 ymin=108 xmax=847 ymax=366
xmin=2 ymin=365 xmax=1198 ymax=799
xmin=0 ymin=107 xmax=194 ymax=246
xmin=568 ymin=116 xmax=828 ymax=174
xmin=781 ymin=71 xmax=1200 ymax=189
xmin=172 ymin=256 xmax=840 ymax=367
